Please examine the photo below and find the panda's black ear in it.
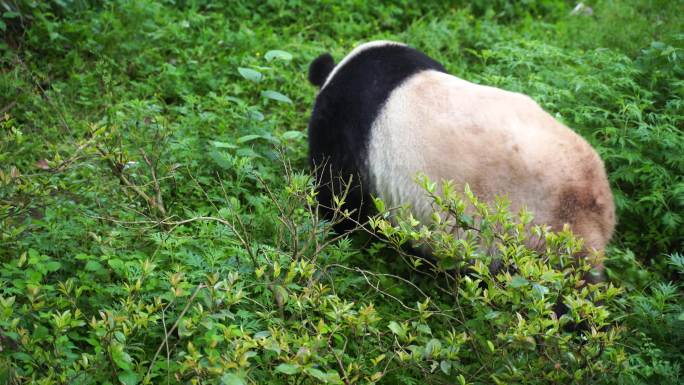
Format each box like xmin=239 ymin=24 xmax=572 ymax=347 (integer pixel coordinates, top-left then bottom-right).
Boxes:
xmin=308 ymin=53 xmax=335 ymax=88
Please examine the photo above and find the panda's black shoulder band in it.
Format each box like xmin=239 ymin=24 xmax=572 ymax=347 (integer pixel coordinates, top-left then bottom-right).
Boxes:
xmin=308 ymin=53 xmax=335 ymax=88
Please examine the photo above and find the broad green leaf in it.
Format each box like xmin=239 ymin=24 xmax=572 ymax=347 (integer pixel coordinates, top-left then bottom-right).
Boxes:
xmin=110 ymin=344 xmax=132 ymax=370
xmin=118 ymin=371 xmax=139 ymax=385
xmin=424 ymin=338 xmax=442 ymax=358
xmin=485 ymin=311 xmax=500 ymax=320
xmin=532 ymin=283 xmax=549 ymax=297
xmin=238 ymin=67 xmax=262 ymax=83
xmin=12 ymin=352 xmax=32 ymax=362
xmin=224 ymin=95 xmax=245 ymax=105
xmin=388 ymin=321 xmax=405 ymax=339
xmin=265 ymin=50 xmax=293 ymax=62
xmin=210 ymin=140 xmax=238 ymax=149
xmin=221 ymin=373 xmax=247 ymax=385
xmin=510 ymin=275 xmax=529 ymax=288
xmin=237 ymin=134 xmax=264 ymax=143
xmin=253 ymin=330 xmax=270 ymax=339
xmin=440 ymin=360 xmax=452 ymax=375
xmin=45 ymin=261 xmax=61 ymax=272
xmin=108 ymin=259 xmax=125 ymax=272
xmin=114 ymin=331 xmax=126 ymax=343
xmin=275 ymin=363 xmax=301 ymax=375
xmin=264 ymin=339 xmax=281 ymax=354
xmin=281 ymin=130 xmax=304 ymax=140
xmin=248 ymin=109 xmax=264 ymax=121
xmin=261 ymin=90 xmax=292 ymax=104
xmin=305 ymin=367 xmax=342 ymax=384
xmin=415 ymin=323 xmax=432 ymax=335
xmin=458 ymin=374 xmax=467 ymax=385
xmin=85 ymin=260 xmax=104 ymax=272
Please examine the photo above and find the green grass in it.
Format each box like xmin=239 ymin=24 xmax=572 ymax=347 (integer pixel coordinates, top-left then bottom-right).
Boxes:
xmin=1 ymin=1 xmax=682 ymax=384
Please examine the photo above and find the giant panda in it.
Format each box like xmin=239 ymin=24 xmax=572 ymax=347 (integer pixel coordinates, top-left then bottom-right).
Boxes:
xmin=307 ymin=41 xmax=615 ymax=280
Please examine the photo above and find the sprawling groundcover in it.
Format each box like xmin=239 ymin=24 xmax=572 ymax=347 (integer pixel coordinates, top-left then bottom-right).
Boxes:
xmin=1 ymin=1 xmax=682 ymax=384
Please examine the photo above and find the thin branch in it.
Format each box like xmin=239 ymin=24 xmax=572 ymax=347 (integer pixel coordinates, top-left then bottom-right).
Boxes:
xmin=327 ymin=333 xmax=351 ymax=385
xmin=0 ymin=100 xmax=17 ymax=115
xmin=96 ymin=144 xmax=159 ymax=214
xmin=141 ymin=148 xmax=167 ymax=217
xmin=145 ymin=284 xmax=206 ymax=381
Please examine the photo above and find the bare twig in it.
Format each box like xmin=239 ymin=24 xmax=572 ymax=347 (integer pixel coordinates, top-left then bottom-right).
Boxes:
xmin=327 ymin=264 xmax=461 ymax=326
xmin=327 ymin=332 xmax=351 ymax=385
xmin=141 ymin=148 xmax=167 ymax=217
xmin=96 ymin=144 xmax=168 ymax=218
xmin=0 ymin=100 xmax=17 ymax=115
xmin=145 ymin=284 xmax=206 ymax=381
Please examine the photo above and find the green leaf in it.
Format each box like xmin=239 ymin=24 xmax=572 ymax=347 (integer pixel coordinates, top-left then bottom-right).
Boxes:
xmin=305 ymin=367 xmax=342 ymax=384
xmin=237 ymin=134 xmax=264 ymax=143
xmin=275 ymin=363 xmax=301 ymax=375
xmin=221 ymin=373 xmax=247 ymax=385
xmin=210 ymin=140 xmax=238 ymax=149
xmin=485 ymin=311 xmax=500 ymax=320
xmin=440 ymin=360 xmax=452 ymax=375
xmin=248 ymin=109 xmax=264 ymax=121
xmin=388 ymin=321 xmax=405 ymax=339
xmin=306 ymin=368 xmax=327 ymax=381
xmin=281 ymin=130 xmax=304 ymax=140
xmin=264 ymin=339 xmax=281 ymax=354
xmin=238 ymin=67 xmax=262 ymax=83
xmin=45 ymin=261 xmax=61 ymax=272
xmin=108 ymin=258 xmax=125 ymax=273
xmin=457 ymin=374 xmax=466 ymax=385
xmin=265 ymin=50 xmax=293 ymax=62
xmin=253 ymin=330 xmax=270 ymax=339
xmin=110 ymin=344 xmax=133 ymax=370
xmin=85 ymin=260 xmax=104 ymax=272
xmin=224 ymin=95 xmax=245 ymax=105
xmin=235 ymin=148 xmax=262 ymax=158
xmin=424 ymin=338 xmax=442 ymax=358
xmin=678 ymin=311 xmax=684 ymax=321
xmin=415 ymin=323 xmax=432 ymax=335
xmin=261 ymin=90 xmax=292 ymax=104
xmin=510 ymin=276 xmax=529 ymax=288
xmin=532 ymin=283 xmax=549 ymax=297
xmin=12 ymin=352 xmax=32 ymax=362
xmin=118 ymin=371 xmax=139 ymax=385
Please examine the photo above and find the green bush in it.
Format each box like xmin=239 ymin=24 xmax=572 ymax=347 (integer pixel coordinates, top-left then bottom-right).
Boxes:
xmin=369 ymin=177 xmax=625 ymax=383
xmin=0 ymin=0 xmax=682 ymax=384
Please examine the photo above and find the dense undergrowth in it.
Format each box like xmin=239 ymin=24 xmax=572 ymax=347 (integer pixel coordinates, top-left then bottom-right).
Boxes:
xmin=0 ymin=1 xmax=682 ymax=384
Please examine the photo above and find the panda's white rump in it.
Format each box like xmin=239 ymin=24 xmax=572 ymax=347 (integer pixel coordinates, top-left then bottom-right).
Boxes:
xmin=366 ymin=69 xmax=615 ymax=252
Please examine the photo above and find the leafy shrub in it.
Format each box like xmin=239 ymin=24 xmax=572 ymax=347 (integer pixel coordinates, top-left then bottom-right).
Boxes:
xmin=0 ymin=168 xmax=629 ymax=384
xmin=368 ymin=177 xmax=625 ymax=383
xmin=0 ymin=0 xmax=682 ymax=384
xmin=465 ymin=0 xmax=567 ymax=21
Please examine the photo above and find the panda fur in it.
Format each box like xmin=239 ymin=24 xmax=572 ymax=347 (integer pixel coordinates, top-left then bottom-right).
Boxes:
xmin=307 ymin=41 xmax=615 ymax=277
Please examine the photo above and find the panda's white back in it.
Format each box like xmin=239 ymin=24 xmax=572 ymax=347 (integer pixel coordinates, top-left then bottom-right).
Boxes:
xmin=366 ymin=69 xmax=615 ymax=252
